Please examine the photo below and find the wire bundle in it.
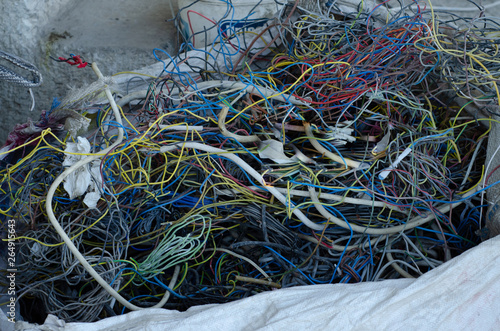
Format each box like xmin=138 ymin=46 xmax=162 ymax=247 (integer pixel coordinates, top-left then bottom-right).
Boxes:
xmin=1 ymin=0 xmax=499 ymax=323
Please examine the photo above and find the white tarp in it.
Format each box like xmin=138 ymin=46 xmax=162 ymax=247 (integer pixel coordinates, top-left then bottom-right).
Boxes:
xmin=13 ymin=235 xmax=500 ymax=331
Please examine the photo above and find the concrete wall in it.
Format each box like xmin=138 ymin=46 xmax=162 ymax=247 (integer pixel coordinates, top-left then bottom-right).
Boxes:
xmin=0 ymin=0 xmax=178 ymax=143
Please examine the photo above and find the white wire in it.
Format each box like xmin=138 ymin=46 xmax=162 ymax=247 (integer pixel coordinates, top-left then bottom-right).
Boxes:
xmin=167 ymin=81 xmax=307 ymax=105
xmin=216 ymin=186 xmax=409 ymax=214
xmin=386 ymin=240 xmax=415 ymax=278
xmin=308 ymin=186 xmax=477 ymax=235
xmin=28 ymin=88 xmax=35 ymax=112
xmin=205 ymin=248 xmax=272 ymax=281
xmin=158 ymin=142 xmax=324 ymax=231
xmin=460 ymin=139 xmax=483 ymax=190
xmin=298 ymin=233 xmax=387 ymax=252
xmin=45 ymin=63 xmax=179 ymax=311
xmin=218 ymin=106 xmax=261 ymax=142
xmin=304 ymin=122 xmax=361 ymax=169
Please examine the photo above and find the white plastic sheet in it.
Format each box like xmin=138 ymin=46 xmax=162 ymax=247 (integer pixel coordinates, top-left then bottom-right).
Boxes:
xmin=62 ymin=137 xmax=102 ymax=209
xmin=258 ymin=139 xmax=297 ymax=164
xmin=15 ymin=235 xmax=500 ymax=331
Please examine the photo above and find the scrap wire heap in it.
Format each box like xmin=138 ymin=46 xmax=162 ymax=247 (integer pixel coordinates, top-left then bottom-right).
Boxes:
xmin=1 ymin=0 xmax=499 ymax=322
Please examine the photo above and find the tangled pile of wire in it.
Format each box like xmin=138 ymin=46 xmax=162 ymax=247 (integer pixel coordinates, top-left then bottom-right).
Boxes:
xmin=1 ymin=0 xmax=500 ymax=323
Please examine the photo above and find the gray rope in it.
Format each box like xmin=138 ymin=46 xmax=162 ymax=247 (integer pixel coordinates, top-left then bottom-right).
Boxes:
xmin=0 ymin=50 xmax=42 ymax=87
